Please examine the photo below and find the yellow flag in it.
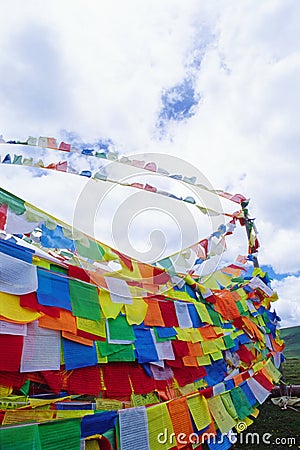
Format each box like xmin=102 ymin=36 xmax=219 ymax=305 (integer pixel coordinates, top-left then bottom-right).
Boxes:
xmin=265 ymin=359 xmax=282 ymax=383
xmin=207 ymin=395 xmax=236 ymax=434
xmin=187 ymin=394 xmax=211 ymax=431
xmin=3 ymin=410 xmax=55 ymax=425
xmin=125 ymin=297 xmax=148 ymax=325
xmin=56 ymin=410 xmax=94 ymax=419
xmin=193 ymin=302 xmax=213 ymax=325
xmin=0 ymin=292 xmax=42 ymax=322
xmin=189 ymin=329 xmax=203 ymax=343
xmin=147 ymin=403 xmax=175 ymax=450
xmin=32 ymin=256 xmax=51 ymax=269
xmin=201 ymin=340 xmax=219 ymax=355
xmin=76 ymin=317 xmax=106 ymax=338
xmin=197 ymin=355 xmax=211 ymax=366
xmin=0 ymin=385 xmax=13 ymax=396
xmin=99 ymin=289 xmax=123 ymax=319
xmin=174 ymin=328 xmax=192 ymax=341
xmin=221 ymin=392 xmax=238 ymax=419
xmin=211 ymin=351 xmax=223 ymax=361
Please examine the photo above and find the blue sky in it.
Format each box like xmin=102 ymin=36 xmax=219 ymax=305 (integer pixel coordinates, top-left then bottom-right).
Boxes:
xmin=0 ymin=0 xmax=299 ymax=327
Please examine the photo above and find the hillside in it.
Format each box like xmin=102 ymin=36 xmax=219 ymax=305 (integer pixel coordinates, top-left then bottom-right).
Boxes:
xmin=280 ymin=326 xmax=300 ymax=359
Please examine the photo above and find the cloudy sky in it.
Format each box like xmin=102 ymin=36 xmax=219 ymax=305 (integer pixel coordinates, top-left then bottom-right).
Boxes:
xmin=0 ymin=0 xmax=299 ymax=327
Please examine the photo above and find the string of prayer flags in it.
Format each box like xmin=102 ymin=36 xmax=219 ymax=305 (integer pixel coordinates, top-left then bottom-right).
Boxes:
xmin=0 ymin=140 xmax=285 ymax=450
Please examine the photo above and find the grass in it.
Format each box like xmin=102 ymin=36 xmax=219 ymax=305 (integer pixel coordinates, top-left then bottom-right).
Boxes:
xmin=280 ymin=326 xmax=300 ymax=359
xmin=282 ymin=358 xmax=300 ymax=385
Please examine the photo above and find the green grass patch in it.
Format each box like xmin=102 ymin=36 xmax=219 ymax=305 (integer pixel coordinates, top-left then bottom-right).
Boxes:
xmin=282 ymin=358 xmax=300 ymax=385
xmin=280 ymin=326 xmax=300 ymax=359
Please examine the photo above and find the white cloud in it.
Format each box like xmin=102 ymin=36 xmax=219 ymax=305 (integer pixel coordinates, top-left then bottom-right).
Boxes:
xmin=157 ymin=0 xmax=300 ymax=276
xmin=257 ymin=222 xmax=300 ymax=274
xmin=272 ymin=276 xmax=300 ymax=328
xmin=0 ymin=0 xmax=207 ymax=145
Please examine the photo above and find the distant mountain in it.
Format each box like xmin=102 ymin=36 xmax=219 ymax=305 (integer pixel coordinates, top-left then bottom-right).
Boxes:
xmin=280 ymin=326 xmax=300 ymax=359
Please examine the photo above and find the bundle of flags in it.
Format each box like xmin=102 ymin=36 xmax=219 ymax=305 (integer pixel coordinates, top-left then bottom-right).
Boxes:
xmin=0 ymin=137 xmax=284 ymax=450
